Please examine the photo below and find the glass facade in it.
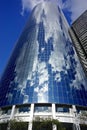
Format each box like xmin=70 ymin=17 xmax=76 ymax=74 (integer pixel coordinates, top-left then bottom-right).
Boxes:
xmin=70 ymin=10 xmax=87 ymax=76
xmin=0 ymin=2 xmax=87 ymax=107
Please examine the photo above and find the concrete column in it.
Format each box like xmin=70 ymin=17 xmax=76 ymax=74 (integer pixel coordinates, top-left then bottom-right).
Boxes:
xmin=30 ymin=104 xmax=34 ymax=120
xmin=7 ymin=105 xmax=16 ymax=130
xmin=72 ymin=105 xmax=77 ymax=112
xmin=72 ymin=105 xmax=77 ymax=118
xmin=72 ymin=105 xmax=80 ymax=130
xmin=28 ymin=104 xmax=34 ymax=130
xmin=10 ymin=105 xmax=15 ymax=120
xmin=52 ymin=104 xmax=57 ymax=130
xmin=28 ymin=122 xmax=33 ymax=130
xmin=53 ymin=124 xmax=57 ymax=130
xmin=52 ymin=104 xmax=56 ymax=119
xmin=73 ymin=123 xmax=81 ymax=130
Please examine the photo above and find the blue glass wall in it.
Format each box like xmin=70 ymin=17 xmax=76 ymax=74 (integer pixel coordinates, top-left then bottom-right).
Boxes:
xmin=0 ymin=2 xmax=87 ymax=107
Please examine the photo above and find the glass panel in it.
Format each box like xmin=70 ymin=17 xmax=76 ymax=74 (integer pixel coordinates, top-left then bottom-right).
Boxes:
xmin=56 ymin=107 xmax=69 ymax=113
xmin=2 ymin=108 xmax=11 ymax=115
xmin=18 ymin=106 xmax=30 ymax=113
xmin=34 ymin=106 xmax=51 ymax=112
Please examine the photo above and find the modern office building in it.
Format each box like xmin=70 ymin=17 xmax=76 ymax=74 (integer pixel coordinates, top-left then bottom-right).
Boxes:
xmin=0 ymin=2 xmax=87 ymax=130
xmin=69 ymin=10 xmax=87 ymax=76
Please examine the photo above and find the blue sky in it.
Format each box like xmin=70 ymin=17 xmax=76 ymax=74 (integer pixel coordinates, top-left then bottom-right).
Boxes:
xmin=0 ymin=0 xmax=87 ymax=77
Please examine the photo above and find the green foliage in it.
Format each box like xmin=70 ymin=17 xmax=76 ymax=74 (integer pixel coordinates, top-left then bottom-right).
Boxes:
xmin=0 ymin=118 xmax=66 ymax=130
xmin=80 ymin=124 xmax=87 ymax=130
xmin=52 ymin=119 xmax=66 ymax=130
xmin=0 ymin=123 xmax=8 ymax=130
xmin=33 ymin=118 xmax=66 ymax=130
xmin=81 ymin=111 xmax=87 ymax=117
xmin=80 ymin=111 xmax=87 ymax=122
xmin=10 ymin=119 xmax=28 ymax=130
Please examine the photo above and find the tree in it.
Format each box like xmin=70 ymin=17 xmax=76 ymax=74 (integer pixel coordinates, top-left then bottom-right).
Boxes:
xmin=32 ymin=117 xmax=66 ymax=130
xmin=9 ymin=119 xmax=28 ymax=130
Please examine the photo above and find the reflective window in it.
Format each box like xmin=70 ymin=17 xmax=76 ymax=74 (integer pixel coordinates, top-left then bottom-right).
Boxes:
xmin=0 ymin=3 xmax=87 ymax=107
xmin=56 ymin=106 xmax=69 ymax=113
xmin=1 ymin=108 xmax=11 ymax=115
xmin=16 ymin=105 xmax=30 ymax=113
xmin=34 ymin=105 xmax=51 ymax=113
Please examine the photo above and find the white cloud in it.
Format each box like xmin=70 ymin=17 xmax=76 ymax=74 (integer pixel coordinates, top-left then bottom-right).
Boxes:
xmin=21 ymin=0 xmax=62 ymax=15
xmin=21 ymin=0 xmax=87 ymax=22
xmin=62 ymin=0 xmax=87 ymax=22
xmin=21 ymin=0 xmax=43 ymax=15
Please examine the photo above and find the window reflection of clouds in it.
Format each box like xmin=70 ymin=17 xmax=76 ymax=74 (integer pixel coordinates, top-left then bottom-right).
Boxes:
xmin=0 ymin=3 xmax=87 ymax=107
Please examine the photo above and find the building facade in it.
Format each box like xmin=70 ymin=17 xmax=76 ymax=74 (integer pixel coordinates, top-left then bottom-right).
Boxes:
xmin=0 ymin=2 xmax=87 ymax=130
xmin=69 ymin=10 xmax=87 ymax=76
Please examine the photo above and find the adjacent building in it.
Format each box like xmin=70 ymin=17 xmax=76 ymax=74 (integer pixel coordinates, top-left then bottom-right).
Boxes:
xmin=69 ymin=10 xmax=87 ymax=76
xmin=0 ymin=2 xmax=87 ymax=130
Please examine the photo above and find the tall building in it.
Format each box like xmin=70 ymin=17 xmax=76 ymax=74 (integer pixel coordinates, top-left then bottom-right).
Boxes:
xmin=69 ymin=10 xmax=87 ymax=76
xmin=0 ymin=2 xmax=87 ymax=130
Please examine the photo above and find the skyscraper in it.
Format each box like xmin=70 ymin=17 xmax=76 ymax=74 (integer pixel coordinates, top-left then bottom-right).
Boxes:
xmin=69 ymin=10 xmax=87 ymax=76
xmin=0 ymin=2 xmax=87 ymax=130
